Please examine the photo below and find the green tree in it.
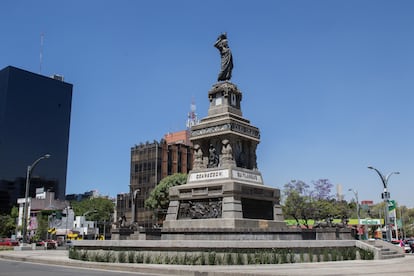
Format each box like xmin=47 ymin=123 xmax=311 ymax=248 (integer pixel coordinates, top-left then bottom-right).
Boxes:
xmin=403 ymin=206 xmax=414 ymax=237
xmin=282 ymin=179 xmax=352 ymax=228
xmin=32 ymin=211 xmax=50 ymax=242
xmin=333 ymin=200 xmax=352 ymax=219
xmin=365 ymin=203 xmax=414 ymax=238
xmin=282 ymin=189 xmax=303 ymax=226
xmin=145 ymin=173 xmax=187 ymax=211
xmin=71 ymin=197 xmax=115 ymax=234
xmin=0 ymin=206 xmax=19 ymax=237
xmin=313 ymin=199 xmax=334 ymax=221
xmin=282 ymin=180 xmax=314 ymax=228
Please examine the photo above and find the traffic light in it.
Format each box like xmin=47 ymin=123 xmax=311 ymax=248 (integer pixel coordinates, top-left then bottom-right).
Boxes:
xmin=381 ymin=192 xmax=390 ymax=199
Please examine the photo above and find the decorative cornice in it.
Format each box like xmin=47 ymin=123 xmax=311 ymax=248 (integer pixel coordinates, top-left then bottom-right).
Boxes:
xmin=191 ymin=122 xmax=260 ymax=139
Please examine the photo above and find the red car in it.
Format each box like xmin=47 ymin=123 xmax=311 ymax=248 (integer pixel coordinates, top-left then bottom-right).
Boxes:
xmin=0 ymin=238 xmax=19 ymax=246
xmin=36 ymin=239 xmax=57 ymax=249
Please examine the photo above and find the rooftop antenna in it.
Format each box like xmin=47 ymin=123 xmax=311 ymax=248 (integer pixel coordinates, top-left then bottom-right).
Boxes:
xmin=40 ymin=33 xmax=44 ymax=74
xmin=186 ymin=97 xmax=199 ymax=129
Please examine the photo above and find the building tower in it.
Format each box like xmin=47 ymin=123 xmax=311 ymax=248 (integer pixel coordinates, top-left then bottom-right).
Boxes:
xmin=0 ymin=66 xmax=73 ymax=213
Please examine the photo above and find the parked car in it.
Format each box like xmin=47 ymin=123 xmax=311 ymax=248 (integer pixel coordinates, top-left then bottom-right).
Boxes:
xmin=65 ymin=240 xmax=73 ymax=249
xmin=390 ymin=239 xmax=412 ymax=253
xmin=35 ymin=240 xmax=44 ymax=246
xmin=36 ymin=239 xmax=57 ymax=249
xmin=406 ymin=240 xmax=414 ymax=253
xmin=45 ymin=239 xmax=57 ymax=249
xmin=390 ymin=239 xmax=401 ymax=246
xmin=0 ymin=238 xmax=19 ymax=246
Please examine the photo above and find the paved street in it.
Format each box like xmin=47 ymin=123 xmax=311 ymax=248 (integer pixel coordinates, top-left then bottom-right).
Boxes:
xmin=0 ymin=249 xmax=413 ymax=275
xmin=0 ymin=259 xmax=153 ymax=276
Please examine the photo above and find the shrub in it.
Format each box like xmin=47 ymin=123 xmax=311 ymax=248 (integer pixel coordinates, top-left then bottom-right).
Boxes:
xmin=299 ymin=251 xmax=304 ymax=263
xmin=118 ymin=251 xmax=126 ymax=263
xmin=208 ymin=251 xmax=216 ymax=265
xmin=164 ymin=254 xmax=171 ymax=264
xmin=170 ymin=254 xmax=179 ymax=264
xmin=127 ymin=251 xmax=135 ymax=263
xmin=331 ymin=249 xmax=338 ymax=261
xmin=247 ymin=253 xmax=254 ymax=264
xmin=322 ymin=248 xmax=329 ymax=262
xmin=225 ymin=253 xmax=233 ymax=265
xmin=80 ymin=250 xmax=88 ymax=261
xmin=280 ymin=249 xmax=288 ymax=264
xmin=359 ymin=248 xmax=374 ymax=260
xmin=200 ymin=252 xmax=207 ymax=265
xmin=91 ymin=251 xmax=102 ymax=262
xmin=215 ymin=254 xmax=223 ymax=265
xmin=68 ymin=245 xmax=375 ymax=265
xmin=103 ymin=251 xmax=115 ymax=262
xmin=69 ymin=248 xmax=79 ymax=259
xmin=236 ymin=253 xmax=244 ymax=265
xmin=154 ymin=254 xmax=163 ymax=264
xmin=144 ymin=254 xmax=151 ymax=264
xmin=135 ymin=252 xmax=144 ymax=263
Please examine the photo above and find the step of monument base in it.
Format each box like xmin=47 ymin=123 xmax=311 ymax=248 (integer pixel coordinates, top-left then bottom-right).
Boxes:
xmin=163 ymin=218 xmax=287 ymax=231
xmin=162 ymin=218 xmax=290 ymax=240
xmin=161 ymin=222 xmax=301 ymax=240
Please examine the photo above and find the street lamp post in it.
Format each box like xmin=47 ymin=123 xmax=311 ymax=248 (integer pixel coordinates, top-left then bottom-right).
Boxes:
xmin=367 ymin=166 xmax=400 ymax=242
xmin=82 ymin=210 xmax=97 ymax=239
xmin=22 ymin=154 xmax=51 ymax=244
xmin=83 ymin=210 xmax=97 ymax=217
xmin=348 ymin=188 xmax=360 ymax=239
xmin=131 ymin=189 xmax=140 ymax=223
xmin=64 ymin=204 xmax=71 ymax=241
xmin=103 ymin=213 xmax=113 ymax=240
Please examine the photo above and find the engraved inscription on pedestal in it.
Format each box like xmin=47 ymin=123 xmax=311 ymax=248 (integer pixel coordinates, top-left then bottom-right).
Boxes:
xmin=189 ymin=169 xmax=229 ymax=182
xmin=232 ymin=169 xmax=262 ymax=184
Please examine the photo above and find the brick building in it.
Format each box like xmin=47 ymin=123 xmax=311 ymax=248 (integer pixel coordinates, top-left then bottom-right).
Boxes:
xmin=116 ymin=131 xmax=193 ymax=229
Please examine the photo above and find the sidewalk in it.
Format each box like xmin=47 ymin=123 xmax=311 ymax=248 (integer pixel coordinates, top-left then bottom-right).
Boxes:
xmin=0 ymin=249 xmax=413 ymax=275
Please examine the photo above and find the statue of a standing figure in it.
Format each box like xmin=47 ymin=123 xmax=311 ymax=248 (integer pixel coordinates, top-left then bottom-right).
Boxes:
xmin=193 ymin=144 xmax=205 ymax=169
xmin=208 ymin=144 xmax=219 ymax=168
xmin=220 ymin=139 xmax=235 ymax=166
xmin=214 ymin=33 xmax=233 ymax=82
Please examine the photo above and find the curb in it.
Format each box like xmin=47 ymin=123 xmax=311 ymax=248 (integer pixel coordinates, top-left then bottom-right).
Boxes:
xmin=1 ymin=249 xmax=413 ymax=276
xmin=0 ymin=250 xmax=258 ymax=276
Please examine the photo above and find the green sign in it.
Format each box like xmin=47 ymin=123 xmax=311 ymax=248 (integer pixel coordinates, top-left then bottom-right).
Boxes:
xmin=388 ymin=200 xmax=396 ymax=211
xmin=360 ymin=219 xmax=381 ymax=225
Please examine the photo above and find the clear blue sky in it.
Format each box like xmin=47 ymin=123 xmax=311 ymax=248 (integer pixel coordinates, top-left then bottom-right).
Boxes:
xmin=1 ymin=1 xmax=413 ymax=207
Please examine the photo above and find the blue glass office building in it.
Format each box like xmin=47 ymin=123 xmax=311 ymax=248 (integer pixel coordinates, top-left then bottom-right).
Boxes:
xmin=0 ymin=66 xmax=73 ymax=213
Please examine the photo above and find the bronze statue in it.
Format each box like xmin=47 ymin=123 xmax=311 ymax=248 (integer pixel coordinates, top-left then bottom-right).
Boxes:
xmin=214 ymin=33 xmax=233 ymax=81
xmin=208 ymin=144 xmax=219 ymax=168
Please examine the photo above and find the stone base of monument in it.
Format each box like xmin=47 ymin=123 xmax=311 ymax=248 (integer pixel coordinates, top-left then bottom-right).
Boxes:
xmin=161 ymin=228 xmax=352 ymax=240
xmin=111 ymin=228 xmax=135 ymax=240
xmin=111 ymin=227 xmax=162 ymax=241
xmin=161 ymin=226 xmax=300 ymax=240
xmin=161 ymin=166 xmax=293 ymax=240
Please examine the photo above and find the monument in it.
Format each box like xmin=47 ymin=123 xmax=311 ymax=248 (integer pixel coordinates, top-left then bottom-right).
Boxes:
xmin=162 ymin=33 xmax=288 ymax=240
xmin=71 ymin=34 xmax=359 ymax=266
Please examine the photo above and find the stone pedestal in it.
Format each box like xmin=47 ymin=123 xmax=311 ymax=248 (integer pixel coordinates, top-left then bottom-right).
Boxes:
xmin=111 ymin=228 xmax=134 ymax=240
xmin=163 ymin=177 xmax=287 ymax=239
xmin=164 ymin=166 xmax=285 ymax=228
